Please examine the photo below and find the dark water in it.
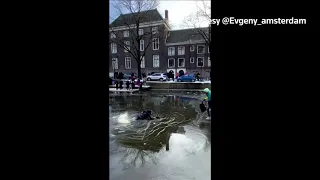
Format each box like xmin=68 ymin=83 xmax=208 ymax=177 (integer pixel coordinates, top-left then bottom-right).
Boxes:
xmin=109 ymin=91 xmax=211 ymax=180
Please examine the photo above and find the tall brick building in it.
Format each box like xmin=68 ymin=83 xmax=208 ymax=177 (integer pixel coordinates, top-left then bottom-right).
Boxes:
xmin=109 ymin=9 xmax=210 ymax=77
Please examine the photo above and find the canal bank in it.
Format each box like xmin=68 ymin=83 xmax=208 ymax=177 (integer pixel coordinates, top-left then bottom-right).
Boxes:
xmin=146 ymin=82 xmax=211 ymax=90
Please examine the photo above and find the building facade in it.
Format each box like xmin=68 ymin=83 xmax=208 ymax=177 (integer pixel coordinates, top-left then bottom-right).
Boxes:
xmin=109 ymin=9 xmax=210 ymax=77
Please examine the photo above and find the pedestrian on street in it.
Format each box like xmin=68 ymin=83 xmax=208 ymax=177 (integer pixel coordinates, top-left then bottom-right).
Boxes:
xmin=119 ymin=80 xmax=123 ymax=89
xmin=196 ymin=72 xmax=200 ymax=81
xmin=115 ymin=80 xmax=119 ymax=90
xmin=125 ymin=80 xmax=130 ymax=90
xmin=137 ymin=78 xmax=141 ymax=87
xmin=126 ymin=81 xmax=130 ymax=90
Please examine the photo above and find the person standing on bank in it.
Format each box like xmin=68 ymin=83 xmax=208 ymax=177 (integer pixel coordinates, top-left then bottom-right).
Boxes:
xmin=115 ymin=80 xmax=119 ymax=90
xmin=125 ymin=80 xmax=130 ymax=90
xmin=203 ymin=88 xmax=211 ymax=120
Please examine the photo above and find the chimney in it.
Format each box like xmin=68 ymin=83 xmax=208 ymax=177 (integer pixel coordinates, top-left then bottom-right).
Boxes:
xmin=165 ymin=10 xmax=168 ymax=20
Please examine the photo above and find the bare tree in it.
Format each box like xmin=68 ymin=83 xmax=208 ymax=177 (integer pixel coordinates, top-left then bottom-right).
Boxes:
xmin=109 ymin=0 xmax=163 ymax=79
xmin=182 ymin=0 xmax=211 ymax=48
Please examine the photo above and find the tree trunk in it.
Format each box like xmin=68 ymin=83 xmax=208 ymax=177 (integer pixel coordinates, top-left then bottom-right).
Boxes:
xmin=137 ymin=64 xmax=142 ymax=79
xmin=137 ymin=61 xmax=142 ymax=91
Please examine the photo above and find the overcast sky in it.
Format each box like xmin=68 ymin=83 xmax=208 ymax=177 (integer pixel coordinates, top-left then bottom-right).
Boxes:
xmin=109 ymin=0 xmax=210 ymax=30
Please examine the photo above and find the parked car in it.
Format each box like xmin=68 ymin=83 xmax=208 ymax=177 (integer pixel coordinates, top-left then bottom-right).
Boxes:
xmin=147 ymin=73 xmax=167 ymax=81
xmin=123 ymin=73 xmax=132 ymax=80
xmin=177 ymin=74 xmax=196 ymax=82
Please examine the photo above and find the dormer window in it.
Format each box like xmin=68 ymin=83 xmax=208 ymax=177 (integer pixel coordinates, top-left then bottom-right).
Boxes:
xmin=152 ymin=27 xmax=158 ymax=34
xmin=139 ymin=29 xmax=144 ymax=35
xmin=123 ymin=31 xmax=129 ymax=37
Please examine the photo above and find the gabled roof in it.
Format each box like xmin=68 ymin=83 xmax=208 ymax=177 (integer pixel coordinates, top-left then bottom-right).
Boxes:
xmin=166 ymin=28 xmax=209 ymax=44
xmin=110 ymin=9 xmax=164 ymax=27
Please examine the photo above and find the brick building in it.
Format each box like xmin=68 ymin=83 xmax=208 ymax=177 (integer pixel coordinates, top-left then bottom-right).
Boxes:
xmin=109 ymin=9 xmax=210 ymax=77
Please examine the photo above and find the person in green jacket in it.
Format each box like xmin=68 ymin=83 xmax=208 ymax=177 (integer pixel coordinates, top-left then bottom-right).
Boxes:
xmin=203 ymin=88 xmax=211 ymax=119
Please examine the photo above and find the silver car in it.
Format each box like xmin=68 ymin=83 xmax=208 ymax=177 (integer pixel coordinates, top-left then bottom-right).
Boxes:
xmin=146 ymin=73 xmax=167 ymax=81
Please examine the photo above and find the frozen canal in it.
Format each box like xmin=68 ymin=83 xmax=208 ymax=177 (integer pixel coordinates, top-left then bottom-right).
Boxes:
xmin=109 ymin=91 xmax=211 ymax=180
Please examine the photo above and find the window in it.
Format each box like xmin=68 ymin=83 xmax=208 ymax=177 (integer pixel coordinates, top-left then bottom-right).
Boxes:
xmin=152 ymin=27 xmax=158 ymax=34
xmin=208 ymin=46 xmax=210 ymax=53
xmin=178 ymin=46 xmax=185 ymax=55
xmin=197 ymin=57 xmax=204 ymax=67
xmin=123 ymin=30 xmax=129 ymax=37
xmin=168 ymin=58 xmax=175 ymax=68
xmin=124 ymin=41 xmax=130 ymax=52
xmin=139 ymin=29 xmax=144 ymax=35
xmin=190 ymin=57 xmax=194 ymax=63
xmin=112 ymin=58 xmax=118 ymax=70
xmin=140 ymin=56 xmax=145 ymax=68
xmin=111 ymin=43 xmax=117 ymax=54
xmin=190 ymin=45 xmax=195 ymax=51
xmin=110 ymin=33 xmax=116 ymax=39
xmin=125 ymin=57 xmax=131 ymax=69
xmin=208 ymin=57 xmax=211 ymax=67
xmin=153 ymin=38 xmax=159 ymax=50
xmin=197 ymin=45 xmax=205 ymax=54
xmin=140 ymin=40 xmax=144 ymax=51
xmin=178 ymin=58 xmax=185 ymax=67
xmin=153 ymin=55 xmax=160 ymax=67
xmin=168 ymin=47 xmax=175 ymax=56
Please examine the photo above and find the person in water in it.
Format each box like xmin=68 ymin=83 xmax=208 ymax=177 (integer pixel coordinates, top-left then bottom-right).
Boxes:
xmin=136 ymin=110 xmax=159 ymax=120
xmin=203 ymin=88 xmax=211 ymax=119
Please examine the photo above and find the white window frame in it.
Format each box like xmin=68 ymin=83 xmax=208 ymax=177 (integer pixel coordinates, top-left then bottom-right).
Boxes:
xmin=208 ymin=57 xmax=211 ymax=67
xmin=111 ymin=43 xmax=117 ymax=54
xmin=139 ymin=29 xmax=144 ymax=35
xmin=124 ymin=41 xmax=130 ymax=52
xmin=153 ymin=55 xmax=160 ymax=68
xmin=168 ymin=47 xmax=175 ymax=56
xmin=178 ymin=58 xmax=185 ymax=67
xmin=125 ymin=57 xmax=131 ymax=69
xmin=190 ymin=57 xmax=194 ymax=63
xmin=168 ymin=58 xmax=175 ymax=68
xmin=140 ymin=56 xmax=145 ymax=68
xmin=123 ymin=30 xmax=129 ymax=37
xmin=110 ymin=33 xmax=116 ymax=39
xmin=178 ymin=46 xmax=185 ymax=55
xmin=197 ymin=45 xmax=205 ymax=54
xmin=112 ymin=58 xmax=118 ymax=70
xmin=152 ymin=27 xmax=158 ymax=34
xmin=197 ymin=57 xmax=204 ymax=67
xmin=190 ymin=45 xmax=194 ymax=52
xmin=140 ymin=40 xmax=144 ymax=51
xmin=153 ymin=38 xmax=159 ymax=50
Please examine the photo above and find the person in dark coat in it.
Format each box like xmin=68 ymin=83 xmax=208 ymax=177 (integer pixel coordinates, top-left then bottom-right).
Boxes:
xmin=196 ymin=72 xmax=200 ymax=81
xmin=115 ymin=80 xmax=119 ymax=90
xmin=136 ymin=110 xmax=159 ymax=120
xmin=118 ymin=72 xmax=123 ymax=79
xmin=119 ymin=80 xmax=123 ymax=89
xmin=125 ymin=80 xmax=130 ymax=90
